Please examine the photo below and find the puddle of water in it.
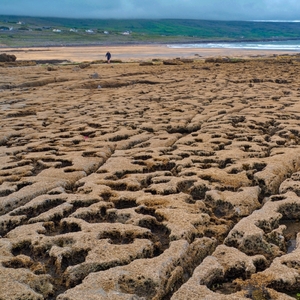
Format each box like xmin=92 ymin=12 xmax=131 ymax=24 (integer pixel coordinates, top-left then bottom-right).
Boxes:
xmin=288 ymin=239 xmax=297 ymax=253
xmin=280 ymin=219 xmax=300 ymax=253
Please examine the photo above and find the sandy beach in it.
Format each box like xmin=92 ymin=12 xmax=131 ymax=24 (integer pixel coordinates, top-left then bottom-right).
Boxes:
xmin=2 ymin=44 xmax=300 ymax=62
xmin=1 ymin=47 xmax=300 ymax=299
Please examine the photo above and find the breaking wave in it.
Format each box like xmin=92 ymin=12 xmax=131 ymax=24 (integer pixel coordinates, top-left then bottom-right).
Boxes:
xmin=168 ymin=40 xmax=300 ymax=51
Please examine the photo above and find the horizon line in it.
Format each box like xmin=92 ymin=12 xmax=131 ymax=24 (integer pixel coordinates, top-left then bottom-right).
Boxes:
xmin=1 ymin=15 xmax=300 ymax=23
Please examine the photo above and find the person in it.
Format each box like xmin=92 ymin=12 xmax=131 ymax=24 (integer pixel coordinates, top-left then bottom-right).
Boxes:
xmin=105 ymin=51 xmax=111 ymax=63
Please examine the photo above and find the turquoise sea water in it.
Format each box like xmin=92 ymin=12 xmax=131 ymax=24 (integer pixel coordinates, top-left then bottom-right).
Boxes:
xmin=168 ymin=40 xmax=300 ymax=51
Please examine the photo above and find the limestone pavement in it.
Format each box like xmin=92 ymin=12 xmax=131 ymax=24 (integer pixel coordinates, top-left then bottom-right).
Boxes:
xmin=0 ymin=56 xmax=300 ymax=299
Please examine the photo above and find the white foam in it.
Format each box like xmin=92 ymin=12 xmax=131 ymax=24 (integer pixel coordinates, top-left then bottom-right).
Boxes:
xmin=252 ymin=20 xmax=300 ymax=22
xmin=168 ymin=40 xmax=300 ymax=51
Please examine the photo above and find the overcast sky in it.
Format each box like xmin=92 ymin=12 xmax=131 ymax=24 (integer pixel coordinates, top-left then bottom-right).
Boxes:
xmin=1 ymin=0 xmax=300 ymax=21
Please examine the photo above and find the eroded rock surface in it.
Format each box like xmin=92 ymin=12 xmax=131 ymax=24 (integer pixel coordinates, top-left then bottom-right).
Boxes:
xmin=1 ymin=56 xmax=300 ymax=299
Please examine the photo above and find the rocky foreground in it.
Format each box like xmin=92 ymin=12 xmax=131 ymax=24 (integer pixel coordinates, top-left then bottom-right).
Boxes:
xmin=1 ymin=56 xmax=300 ymax=299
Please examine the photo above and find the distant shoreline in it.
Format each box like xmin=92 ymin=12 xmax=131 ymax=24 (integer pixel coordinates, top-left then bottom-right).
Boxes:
xmin=2 ymin=16 xmax=300 ymax=49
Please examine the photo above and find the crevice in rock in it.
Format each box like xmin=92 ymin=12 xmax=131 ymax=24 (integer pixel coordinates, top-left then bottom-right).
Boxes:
xmin=267 ymin=282 xmax=300 ymax=298
xmin=113 ymin=198 xmax=138 ymax=209
xmin=60 ymin=249 xmax=89 ymax=271
xmin=138 ymin=218 xmax=170 ymax=256
xmin=65 ymin=181 xmax=84 ymax=193
xmin=10 ymin=240 xmax=76 ymax=299
xmin=0 ymin=198 xmax=70 ymax=236
xmin=10 ymin=198 xmax=65 ymax=218
xmin=209 ymin=280 xmax=242 ymax=296
xmin=11 ymin=240 xmax=32 ymax=257
xmin=55 ymin=160 xmax=73 ymax=168
xmin=148 ymin=161 xmax=177 ymax=173
xmin=30 ymin=161 xmax=49 ymax=176
xmin=135 ymin=205 xmax=165 ymax=222
xmin=98 ymin=231 xmax=136 ymax=245
xmin=15 ymin=181 xmax=33 ymax=191
xmin=74 ymin=205 xmax=116 ymax=224
xmin=43 ymin=220 xmax=82 ymax=236
xmin=103 ymin=181 xmax=131 ymax=191
xmin=100 ymin=191 xmax=113 ymax=201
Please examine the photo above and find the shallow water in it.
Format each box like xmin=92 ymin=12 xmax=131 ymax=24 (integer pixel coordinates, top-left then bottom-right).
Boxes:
xmin=280 ymin=219 xmax=300 ymax=253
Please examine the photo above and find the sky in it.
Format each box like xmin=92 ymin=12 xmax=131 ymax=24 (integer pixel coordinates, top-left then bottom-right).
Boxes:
xmin=1 ymin=0 xmax=300 ymax=21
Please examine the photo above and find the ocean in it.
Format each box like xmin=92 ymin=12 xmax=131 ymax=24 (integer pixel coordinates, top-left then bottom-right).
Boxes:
xmin=167 ymin=40 xmax=300 ymax=52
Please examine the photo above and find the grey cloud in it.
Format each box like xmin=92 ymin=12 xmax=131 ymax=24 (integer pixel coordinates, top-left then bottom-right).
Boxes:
xmin=1 ymin=0 xmax=300 ymax=20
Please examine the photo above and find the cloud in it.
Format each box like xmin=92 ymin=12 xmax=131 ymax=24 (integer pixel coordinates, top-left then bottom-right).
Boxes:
xmin=1 ymin=0 xmax=300 ymax=20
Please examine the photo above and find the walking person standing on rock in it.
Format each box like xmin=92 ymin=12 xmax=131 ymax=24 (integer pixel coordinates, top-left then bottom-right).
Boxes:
xmin=105 ymin=51 xmax=111 ymax=63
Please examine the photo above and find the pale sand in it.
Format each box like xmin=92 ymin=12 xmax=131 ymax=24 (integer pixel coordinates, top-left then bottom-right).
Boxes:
xmin=1 ymin=44 xmax=299 ymax=62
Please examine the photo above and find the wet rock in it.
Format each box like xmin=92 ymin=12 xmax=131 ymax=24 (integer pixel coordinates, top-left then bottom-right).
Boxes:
xmin=79 ymin=62 xmax=90 ymax=69
xmin=0 ymin=53 xmax=16 ymax=62
xmin=139 ymin=62 xmax=154 ymax=66
xmin=163 ymin=59 xmax=183 ymax=65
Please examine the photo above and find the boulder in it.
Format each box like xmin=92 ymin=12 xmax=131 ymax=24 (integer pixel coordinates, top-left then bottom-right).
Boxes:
xmin=0 ymin=53 xmax=16 ymax=62
xmin=163 ymin=60 xmax=183 ymax=65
